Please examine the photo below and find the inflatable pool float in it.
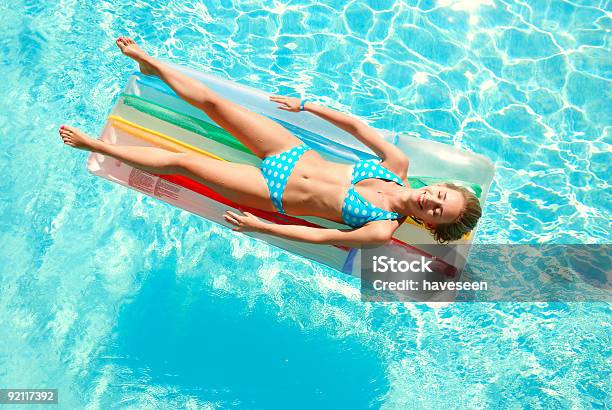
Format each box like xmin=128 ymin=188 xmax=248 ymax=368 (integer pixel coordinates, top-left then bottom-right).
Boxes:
xmin=87 ymin=64 xmax=495 ymax=301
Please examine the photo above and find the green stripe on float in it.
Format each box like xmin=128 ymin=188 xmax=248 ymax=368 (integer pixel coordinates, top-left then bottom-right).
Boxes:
xmin=408 ymin=176 xmax=482 ymax=198
xmin=121 ymin=94 xmax=252 ymax=155
xmin=121 ymin=93 xmax=482 ymax=198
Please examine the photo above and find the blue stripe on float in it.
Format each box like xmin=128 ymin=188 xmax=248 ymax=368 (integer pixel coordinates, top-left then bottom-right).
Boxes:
xmin=341 ymin=248 xmax=359 ymax=274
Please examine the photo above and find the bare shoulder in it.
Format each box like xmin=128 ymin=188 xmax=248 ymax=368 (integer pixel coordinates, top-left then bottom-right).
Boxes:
xmin=378 ymin=141 xmax=409 ymax=179
xmin=380 ymin=155 xmax=409 ymax=180
xmin=363 ymin=218 xmax=403 ymax=241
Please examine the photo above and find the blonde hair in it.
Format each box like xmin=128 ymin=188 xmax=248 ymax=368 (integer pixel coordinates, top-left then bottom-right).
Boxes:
xmin=411 ymin=183 xmax=482 ymax=243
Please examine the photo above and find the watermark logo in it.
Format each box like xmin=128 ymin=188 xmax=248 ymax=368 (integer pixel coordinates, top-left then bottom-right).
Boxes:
xmin=372 ymin=255 xmax=433 ymax=273
xmin=360 ymin=244 xmax=611 ymax=302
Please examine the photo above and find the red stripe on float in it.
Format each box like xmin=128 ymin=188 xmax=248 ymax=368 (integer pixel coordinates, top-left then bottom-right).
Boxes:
xmin=157 ymin=173 xmax=458 ymax=276
xmin=157 ymin=173 xmax=352 ymax=251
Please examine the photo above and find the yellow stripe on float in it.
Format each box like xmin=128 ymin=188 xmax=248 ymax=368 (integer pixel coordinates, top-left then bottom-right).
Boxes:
xmin=107 ymin=115 xmax=472 ymax=240
xmin=108 ymin=115 xmax=226 ymax=161
xmin=400 ymin=212 xmax=473 ymax=240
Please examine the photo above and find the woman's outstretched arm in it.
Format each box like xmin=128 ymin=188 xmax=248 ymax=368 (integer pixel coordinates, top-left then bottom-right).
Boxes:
xmin=269 ymin=95 xmax=408 ymax=175
xmin=224 ymin=210 xmax=392 ymax=247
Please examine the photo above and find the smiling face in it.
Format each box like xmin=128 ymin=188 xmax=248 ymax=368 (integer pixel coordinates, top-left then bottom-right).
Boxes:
xmin=408 ymin=184 xmax=466 ymax=225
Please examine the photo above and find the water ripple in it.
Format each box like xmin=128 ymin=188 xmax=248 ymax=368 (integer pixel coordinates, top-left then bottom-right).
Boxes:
xmin=0 ymin=0 xmax=610 ymax=408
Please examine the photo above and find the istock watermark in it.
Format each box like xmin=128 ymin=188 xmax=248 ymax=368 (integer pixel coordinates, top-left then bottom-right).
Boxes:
xmin=360 ymin=244 xmax=611 ymax=302
xmin=372 ymin=255 xmax=434 ymax=273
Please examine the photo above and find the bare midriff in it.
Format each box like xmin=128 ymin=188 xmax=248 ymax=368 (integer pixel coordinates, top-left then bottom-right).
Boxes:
xmin=279 ymin=150 xmax=352 ymax=223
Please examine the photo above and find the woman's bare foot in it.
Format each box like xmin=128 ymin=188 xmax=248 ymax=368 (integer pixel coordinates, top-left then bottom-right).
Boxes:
xmin=115 ymin=36 xmax=158 ymax=76
xmin=58 ymin=125 xmax=100 ymax=152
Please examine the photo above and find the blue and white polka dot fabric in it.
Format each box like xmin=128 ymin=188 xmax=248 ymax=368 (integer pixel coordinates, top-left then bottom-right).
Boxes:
xmin=260 ymin=144 xmax=312 ymax=214
xmin=342 ymin=159 xmax=405 ymax=228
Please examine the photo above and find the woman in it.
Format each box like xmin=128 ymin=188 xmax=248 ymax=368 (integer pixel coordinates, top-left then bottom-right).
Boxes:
xmin=59 ymin=37 xmax=481 ymax=247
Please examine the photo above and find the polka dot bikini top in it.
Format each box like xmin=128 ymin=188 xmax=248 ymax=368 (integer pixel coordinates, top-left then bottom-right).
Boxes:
xmin=341 ymin=159 xmax=405 ymax=228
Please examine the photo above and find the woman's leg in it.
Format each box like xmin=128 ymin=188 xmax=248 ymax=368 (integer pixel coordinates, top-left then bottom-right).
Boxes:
xmin=59 ymin=126 xmax=277 ymax=212
xmin=115 ymin=37 xmax=303 ymax=159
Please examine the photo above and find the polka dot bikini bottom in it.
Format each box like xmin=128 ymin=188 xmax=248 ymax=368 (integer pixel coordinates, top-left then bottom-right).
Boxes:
xmin=259 ymin=144 xmax=312 ymax=214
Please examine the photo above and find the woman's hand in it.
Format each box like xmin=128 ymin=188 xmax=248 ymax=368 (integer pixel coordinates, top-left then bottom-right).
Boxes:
xmin=269 ymin=95 xmax=302 ymax=112
xmin=223 ymin=210 xmax=266 ymax=232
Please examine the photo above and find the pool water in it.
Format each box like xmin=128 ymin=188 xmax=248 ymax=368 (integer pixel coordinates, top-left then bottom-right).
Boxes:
xmin=0 ymin=0 xmax=610 ymax=408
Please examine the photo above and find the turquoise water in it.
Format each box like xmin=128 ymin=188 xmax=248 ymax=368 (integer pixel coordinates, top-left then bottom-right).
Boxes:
xmin=0 ymin=0 xmax=610 ymax=408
